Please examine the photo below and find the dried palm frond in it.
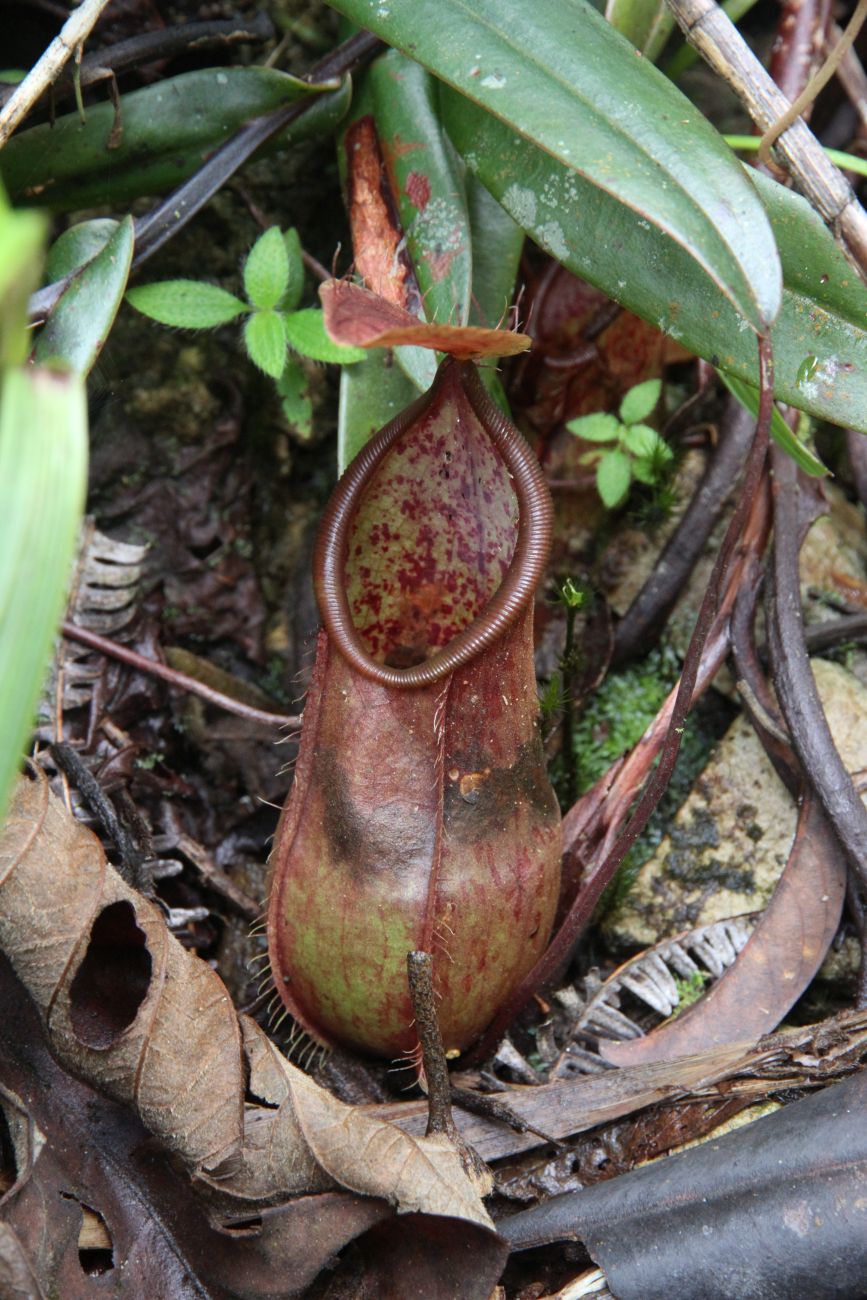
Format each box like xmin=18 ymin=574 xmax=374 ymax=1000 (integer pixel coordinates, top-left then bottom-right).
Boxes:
xmin=38 ymin=520 xmax=147 ymax=728
xmin=490 ymin=914 xmax=758 ymax=1084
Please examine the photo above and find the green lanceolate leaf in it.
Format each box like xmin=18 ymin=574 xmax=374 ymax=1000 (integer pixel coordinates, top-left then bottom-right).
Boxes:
xmin=244 ymin=309 xmax=288 ymax=379
xmin=0 ymin=367 xmax=88 ymax=824
xmin=368 ymin=51 xmax=472 ymax=329
xmin=442 ymin=93 xmax=867 ymax=432
xmin=244 ymin=226 xmax=290 ymax=310
xmin=45 ymin=218 xmax=118 ymax=282
xmin=0 ymin=67 xmax=345 ymax=212
xmin=465 ymin=174 xmax=523 ymax=330
xmin=329 ymin=0 xmax=781 ymax=333
xmin=620 ymin=378 xmax=661 ymax=425
xmin=34 ymin=217 xmax=134 ymax=377
xmin=127 ymin=280 xmax=248 ymax=328
xmin=284 ymin=308 xmax=367 ymax=364
xmin=751 ymin=170 xmax=867 ymax=433
xmin=597 ymin=448 xmax=633 ymax=506
xmin=718 ymin=370 xmax=827 ymax=476
xmin=337 ymin=349 xmax=417 ymax=473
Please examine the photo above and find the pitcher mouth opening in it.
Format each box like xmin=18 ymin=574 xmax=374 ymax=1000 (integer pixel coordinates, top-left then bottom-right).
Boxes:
xmin=312 ymin=358 xmax=553 ymax=689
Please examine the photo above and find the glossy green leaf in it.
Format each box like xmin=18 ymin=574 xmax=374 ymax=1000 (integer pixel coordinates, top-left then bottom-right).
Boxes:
xmin=330 ymin=0 xmax=781 ymax=333
xmin=244 ymin=226 xmax=290 ymax=310
xmin=244 ymin=309 xmax=288 ymax=379
xmin=45 ymin=218 xmax=118 ymax=282
xmin=0 ymin=68 xmax=345 ymax=212
xmin=127 ymin=280 xmax=248 ymax=328
xmin=33 ymin=217 xmax=134 ymax=377
xmin=0 ymin=367 xmax=88 ymax=825
xmin=597 ymin=448 xmax=632 ymax=506
xmin=718 ymin=370 xmax=828 ymax=477
xmin=337 ymin=349 xmax=417 ymax=473
xmin=605 ymin=0 xmax=675 ymax=61
xmin=442 ymin=93 xmax=867 ymax=432
xmin=568 ymin=412 xmax=621 ymax=443
xmin=276 ymin=356 xmax=314 ymax=440
xmin=282 ymin=228 xmax=305 ymax=313
xmin=465 ymin=174 xmax=523 ymax=330
xmin=369 ymin=52 xmax=472 ymax=329
xmin=620 ymin=378 xmax=661 ymax=425
xmin=284 ymin=308 xmax=366 ymax=363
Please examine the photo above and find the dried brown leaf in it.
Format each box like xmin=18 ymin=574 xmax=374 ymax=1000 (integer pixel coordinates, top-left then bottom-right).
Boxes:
xmin=368 ymin=1040 xmax=752 ymax=1163
xmin=320 ymin=279 xmax=530 ymax=358
xmin=0 ymin=773 xmax=498 ymax=1246
xmin=0 ymin=769 xmax=244 ymax=1174
xmin=237 ymin=1020 xmax=494 ymax=1229
xmin=0 ymin=1222 xmax=44 ymax=1300
xmin=0 ymin=961 xmax=391 ymax=1299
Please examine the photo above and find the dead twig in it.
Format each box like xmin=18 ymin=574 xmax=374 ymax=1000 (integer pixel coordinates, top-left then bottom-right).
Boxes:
xmin=0 ymin=0 xmax=114 ymax=147
xmin=767 ymin=0 xmax=833 ymax=111
xmin=766 ymin=442 xmax=867 ymax=990
xmin=758 ymin=0 xmax=864 ymax=160
xmin=49 ymin=742 xmax=150 ymax=889
xmin=407 ymin=951 xmax=491 ymax=1191
xmin=61 ymin=622 xmax=301 ymax=731
xmin=834 ymin=25 xmax=867 ymax=135
xmin=0 ymin=13 xmax=275 ymax=112
xmin=665 ymin=0 xmax=867 ymax=275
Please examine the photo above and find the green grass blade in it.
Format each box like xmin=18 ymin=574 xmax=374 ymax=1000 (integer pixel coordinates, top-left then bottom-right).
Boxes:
xmin=0 ymin=367 xmax=88 ymax=824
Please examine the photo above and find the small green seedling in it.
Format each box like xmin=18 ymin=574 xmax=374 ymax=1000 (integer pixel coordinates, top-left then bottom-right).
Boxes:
xmin=672 ymin=969 xmax=710 ymax=1013
xmin=126 ymin=226 xmax=366 ymax=438
xmin=566 ymin=378 xmax=673 ymax=508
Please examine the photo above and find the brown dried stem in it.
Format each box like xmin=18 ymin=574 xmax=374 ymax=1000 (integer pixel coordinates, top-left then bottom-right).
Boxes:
xmin=666 ymin=0 xmax=867 ymax=274
xmin=766 ymin=444 xmax=867 ymax=984
xmin=61 ymin=622 xmax=301 ymax=730
xmin=758 ymin=0 xmax=863 ymax=160
xmin=768 ymin=0 xmax=833 ymax=109
xmin=407 ymin=952 xmax=492 ymax=1190
xmin=407 ymin=951 xmax=459 ymax=1141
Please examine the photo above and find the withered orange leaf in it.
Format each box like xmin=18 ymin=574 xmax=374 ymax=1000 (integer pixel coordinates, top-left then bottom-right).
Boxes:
xmin=320 ymin=279 xmax=531 ymax=359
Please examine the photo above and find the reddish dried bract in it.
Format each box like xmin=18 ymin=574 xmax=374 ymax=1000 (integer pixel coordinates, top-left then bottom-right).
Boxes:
xmin=320 ymin=279 xmax=531 ymax=360
xmin=267 ymin=361 xmax=561 ymax=1058
xmin=344 ymin=115 xmax=420 ymax=312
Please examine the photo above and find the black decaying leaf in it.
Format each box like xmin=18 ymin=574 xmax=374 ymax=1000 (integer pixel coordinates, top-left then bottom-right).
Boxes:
xmin=500 ymin=1069 xmax=867 ymax=1300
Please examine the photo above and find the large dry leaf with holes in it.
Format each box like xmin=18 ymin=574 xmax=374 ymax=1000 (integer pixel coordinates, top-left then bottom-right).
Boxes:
xmin=0 ymin=772 xmax=505 ymax=1297
xmin=0 ymin=958 xmax=407 ymax=1300
xmin=0 ymin=769 xmax=244 ymax=1174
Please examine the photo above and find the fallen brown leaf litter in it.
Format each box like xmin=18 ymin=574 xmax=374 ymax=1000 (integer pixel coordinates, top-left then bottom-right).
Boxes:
xmin=2 ymin=767 xmax=867 ymax=1297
